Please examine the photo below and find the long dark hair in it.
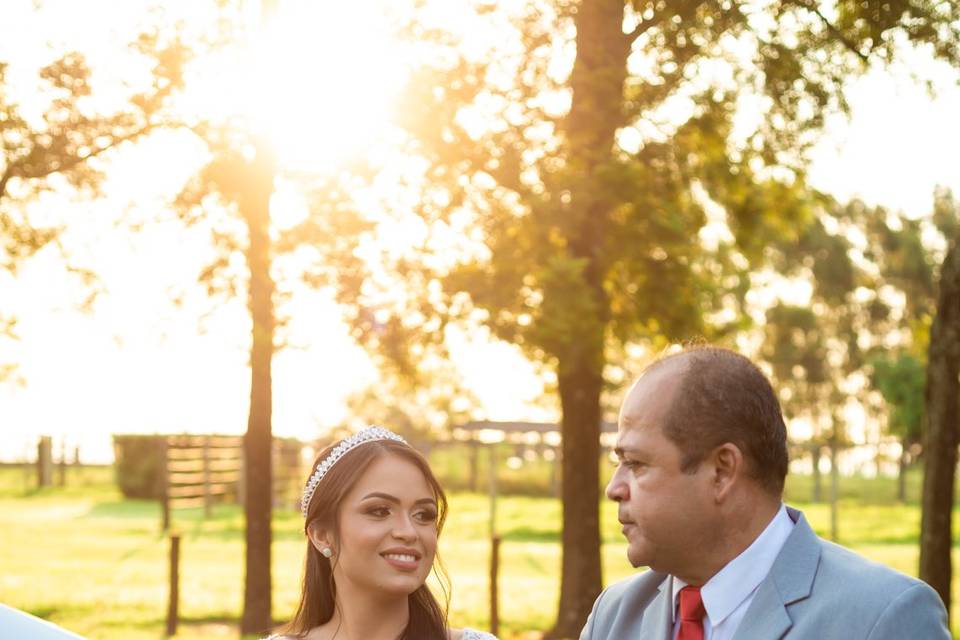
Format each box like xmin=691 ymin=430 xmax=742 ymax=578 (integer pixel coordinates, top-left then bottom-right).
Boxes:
xmin=278 ymin=437 xmax=450 ymax=639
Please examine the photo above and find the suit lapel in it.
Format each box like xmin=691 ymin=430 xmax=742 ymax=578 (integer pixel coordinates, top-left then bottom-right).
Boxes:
xmin=636 ymin=578 xmax=673 ymax=640
xmin=732 ymin=579 xmax=793 ymax=639
xmin=732 ymin=507 xmax=821 ymax=640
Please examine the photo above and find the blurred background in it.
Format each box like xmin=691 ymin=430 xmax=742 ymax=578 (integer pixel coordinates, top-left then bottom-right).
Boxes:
xmin=2 ymin=0 xmax=959 ymax=638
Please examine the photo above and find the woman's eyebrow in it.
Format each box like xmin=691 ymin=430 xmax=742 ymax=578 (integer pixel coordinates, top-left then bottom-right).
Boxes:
xmin=361 ymin=491 xmax=399 ymax=503
xmin=360 ymin=492 xmax=435 ymax=506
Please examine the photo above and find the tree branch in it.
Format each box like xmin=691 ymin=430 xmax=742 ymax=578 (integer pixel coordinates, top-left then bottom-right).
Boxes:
xmin=788 ymin=0 xmax=869 ymax=64
xmin=0 ymin=168 xmax=10 ymax=203
xmin=625 ymin=1 xmax=712 ymax=45
xmin=12 ymin=121 xmax=159 ymax=185
xmin=625 ymin=11 xmax=670 ymax=44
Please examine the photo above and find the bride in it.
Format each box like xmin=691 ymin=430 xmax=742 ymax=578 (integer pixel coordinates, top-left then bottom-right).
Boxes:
xmin=269 ymin=426 xmax=498 ymax=640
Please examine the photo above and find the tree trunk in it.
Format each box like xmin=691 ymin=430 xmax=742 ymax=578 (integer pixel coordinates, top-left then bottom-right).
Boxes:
xmin=811 ymin=444 xmax=822 ymax=503
xmin=241 ymin=139 xmax=277 ymax=636
xmin=897 ymin=445 xmax=908 ymax=504
xmin=920 ymin=237 xmax=960 ymax=620
xmin=828 ymin=436 xmax=839 ymax=542
xmin=549 ymin=357 xmax=604 ymax=639
xmin=546 ymin=1 xmax=630 ymax=636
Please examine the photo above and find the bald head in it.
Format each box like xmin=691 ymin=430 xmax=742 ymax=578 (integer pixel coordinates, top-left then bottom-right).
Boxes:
xmin=620 ymin=356 xmax=686 ymax=430
xmin=624 ymin=346 xmax=789 ymax=495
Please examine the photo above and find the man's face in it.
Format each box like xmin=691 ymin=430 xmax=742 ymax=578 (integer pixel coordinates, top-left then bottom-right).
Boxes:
xmin=606 ymin=360 xmax=718 ymax=578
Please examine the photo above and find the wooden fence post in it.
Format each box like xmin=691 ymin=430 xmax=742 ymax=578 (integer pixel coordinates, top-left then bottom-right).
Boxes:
xmin=238 ymin=439 xmax=246 ymax=509
xmin=488 ymin=444 xmax=497 ymax=539
xmin=37 ymin=436 xmax=53 ymax=488
xmin=58 ymin=439 xmax=67 ymax=487
xmin=490 ymin=534 xmax=501 ymax=637
xmin=488 ymin=443 xmax=500 ymax=636
xmin=161 ymin=438 xmax=171 ymax=531
xmin=203 ymin=436 xmax=212 ymax=518
xmin=166 ymin=534 xmax=180 ymax=636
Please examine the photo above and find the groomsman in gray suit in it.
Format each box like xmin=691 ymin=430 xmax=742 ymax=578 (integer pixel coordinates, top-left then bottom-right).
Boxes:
xmin=581 ymin=346 xmax=950 ymax=640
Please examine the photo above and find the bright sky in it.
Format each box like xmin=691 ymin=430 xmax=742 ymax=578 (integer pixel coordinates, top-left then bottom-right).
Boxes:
xmin=1 ymin=0 xmax=959 ymax=463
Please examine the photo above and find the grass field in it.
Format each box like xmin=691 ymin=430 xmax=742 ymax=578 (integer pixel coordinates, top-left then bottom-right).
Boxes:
xmin=0 ymin=465 xmax=957 ymax=639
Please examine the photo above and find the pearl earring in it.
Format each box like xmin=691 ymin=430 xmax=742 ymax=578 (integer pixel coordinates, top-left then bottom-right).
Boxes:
xmin=321 ymin=547 xmax=333 ymax=558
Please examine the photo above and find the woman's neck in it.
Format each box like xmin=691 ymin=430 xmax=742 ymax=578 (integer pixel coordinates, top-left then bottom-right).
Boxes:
xmin=320 ymin=590 xmax=409 ymax=640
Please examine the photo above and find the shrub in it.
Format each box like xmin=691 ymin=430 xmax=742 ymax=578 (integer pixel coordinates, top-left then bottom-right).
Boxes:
xmin=112 ymin=435 xmax=165 ymax=499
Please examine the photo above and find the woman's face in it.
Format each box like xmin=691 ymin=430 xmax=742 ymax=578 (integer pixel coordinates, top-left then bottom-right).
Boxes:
xmin=329 ymin=453 xmax=439 ymax=599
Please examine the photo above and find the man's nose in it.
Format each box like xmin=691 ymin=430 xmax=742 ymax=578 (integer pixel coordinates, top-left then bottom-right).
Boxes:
xmin=606 ymin=468 xmax=628 ymax=502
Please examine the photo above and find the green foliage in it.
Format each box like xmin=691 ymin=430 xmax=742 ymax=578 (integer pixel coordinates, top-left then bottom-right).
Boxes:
xmin=326 ymin=0 xmax=960 ymax=391
xmin=111 ymin=435 xmax=165 ymax=499
xmin=932 ymin=186 xmax=959 ymax=240
xmin=869 ymin=353 xmax=926 ymax=444
xmin=840 ymin=192 xmax=957 ymax=450
xmin=849 ymin=199 xmax=937 ymax=328
xmin=761 ymin=190 xmax=954 ymax=450
xmin=761 ymin=212 xmax=870 ymax=444
xmin=0 ymin=35 xmax=187 ymax=273
xmin=763 ymin=304 xmax=829 ymax=390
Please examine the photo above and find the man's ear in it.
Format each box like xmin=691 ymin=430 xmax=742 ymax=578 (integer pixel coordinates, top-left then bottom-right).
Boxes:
xmin=306 ymin=520 xmax=333 ymax=553
xmin=710 ymin=443 xmax=744 ymax=502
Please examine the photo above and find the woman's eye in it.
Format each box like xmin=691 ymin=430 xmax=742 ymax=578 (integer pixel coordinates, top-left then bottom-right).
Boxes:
xmin=414 ymin=509 xmax=438 ymax=523
xmin=366 ymin=506 xmax=390 ymax=517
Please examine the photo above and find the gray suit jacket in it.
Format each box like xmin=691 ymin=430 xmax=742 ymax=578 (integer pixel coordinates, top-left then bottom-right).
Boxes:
xmin=580 ymin=507 xmax=950 ymax=639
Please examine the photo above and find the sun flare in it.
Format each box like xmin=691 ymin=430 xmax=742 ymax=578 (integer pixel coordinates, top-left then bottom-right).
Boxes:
xmin=187 ymin=0 xmax=407 ymax=175
xmin=248 ymin=1 xmax=406 ymax=172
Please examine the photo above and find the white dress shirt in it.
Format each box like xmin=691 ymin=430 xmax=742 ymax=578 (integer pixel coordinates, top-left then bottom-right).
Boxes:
xmin=670 ymin=503 xmax=795 ymax=640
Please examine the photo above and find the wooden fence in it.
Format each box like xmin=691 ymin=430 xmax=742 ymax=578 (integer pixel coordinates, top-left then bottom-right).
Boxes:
xmin=160 ymin=435 xmax=310 ymax=633
xmin=161 ymin=435 xmax=243 ymax=529
xmin=160 ymin=435 xmax=308 ymax=530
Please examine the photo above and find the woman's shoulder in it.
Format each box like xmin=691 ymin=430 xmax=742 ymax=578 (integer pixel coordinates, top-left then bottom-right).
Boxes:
xmin=450 ymin=628 xmax=499 ymax=640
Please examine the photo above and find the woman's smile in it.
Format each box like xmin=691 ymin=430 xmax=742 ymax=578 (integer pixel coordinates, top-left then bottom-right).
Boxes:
xmin=381 ymin=547 xmax=421 ymax=571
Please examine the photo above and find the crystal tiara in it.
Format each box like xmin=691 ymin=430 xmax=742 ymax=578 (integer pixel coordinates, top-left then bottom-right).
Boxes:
xmin=301 ymin=426 xmax=407 ymax=517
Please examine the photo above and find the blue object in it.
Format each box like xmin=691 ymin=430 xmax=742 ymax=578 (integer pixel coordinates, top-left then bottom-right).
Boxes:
xmin=0 ymin=604 xmax=87 ymax=639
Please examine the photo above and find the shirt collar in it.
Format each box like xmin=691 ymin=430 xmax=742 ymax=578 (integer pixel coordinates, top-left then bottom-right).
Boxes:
xmin=671 ymin=503 xmax=794 ymax=626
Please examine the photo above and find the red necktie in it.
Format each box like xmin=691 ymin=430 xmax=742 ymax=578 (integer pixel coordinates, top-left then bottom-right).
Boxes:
xmin=677 ymin=586 xmax=706 ymax=640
